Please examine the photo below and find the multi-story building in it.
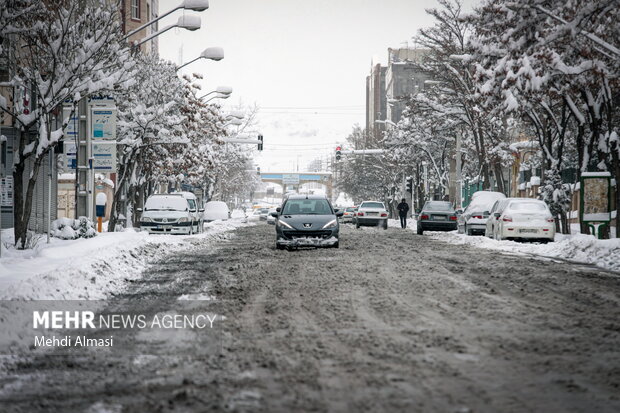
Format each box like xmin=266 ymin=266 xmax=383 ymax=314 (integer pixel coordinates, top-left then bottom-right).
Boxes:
xmin=365 ymin=62 xmax=387 ymax=138
xmin=385 ymin=47 xmax=431 ymax=125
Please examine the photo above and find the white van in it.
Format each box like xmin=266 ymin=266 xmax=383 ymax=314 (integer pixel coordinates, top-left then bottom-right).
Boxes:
xmin=172 ymin=192 xmax=204 ymax=233
xmin=139 ymin=194 xmax=197 ymax=235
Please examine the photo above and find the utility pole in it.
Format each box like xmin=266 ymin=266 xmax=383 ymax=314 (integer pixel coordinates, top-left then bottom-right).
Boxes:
xmin=456 ymin=133 xmax=462 ymax=209
xmin=75 ymin=98 xmax=89 ymax=219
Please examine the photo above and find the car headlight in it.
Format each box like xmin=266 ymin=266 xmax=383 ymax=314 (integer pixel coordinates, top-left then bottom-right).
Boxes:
xmin=277 ymin=219 xmax=294 ymax=229
xmin=178 ymin=217 xmax=188 ymax=223
xmin=322 ymin=219 xmax=337 ymax=229
xmin=142 ymin=217 xmax=152 ymax=222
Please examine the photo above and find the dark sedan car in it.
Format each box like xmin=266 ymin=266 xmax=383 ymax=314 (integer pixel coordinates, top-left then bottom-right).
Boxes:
xmin=417 ymin=201 xmax=458 ymax=235
xmin=272 ymin=195 xmax=343 ymax=249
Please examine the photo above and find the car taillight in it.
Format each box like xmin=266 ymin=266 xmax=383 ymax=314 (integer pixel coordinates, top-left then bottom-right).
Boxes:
xmin=449 ymin=215 xmax=457 ymax=221
xmin=502 ymin=216 xmax=512 ymax=222
xmin=381 ymin=213 xmax=388 ymax=217
xmin=472 ymin=215 xmax=483 ymax=219
xmin=420 ymin=214 xmax=429 ymax=220
xmin=546 ymin=218 xmax=554 ymax=223
xmin=358 ymin=212 xmax=364 ymax=216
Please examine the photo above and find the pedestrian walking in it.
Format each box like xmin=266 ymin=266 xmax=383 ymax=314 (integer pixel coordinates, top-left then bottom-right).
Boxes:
xmin=397 ymin=198 xmax=409 ymax=229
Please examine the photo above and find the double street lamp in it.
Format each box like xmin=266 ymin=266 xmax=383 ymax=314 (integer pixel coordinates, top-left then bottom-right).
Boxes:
xmin=123 ymin=0 xmax=209 ymax=41
xmin=200 ymin=85 xmax=233 ymax=103
xmin=134 ymin=15 xmax=202 ymax=47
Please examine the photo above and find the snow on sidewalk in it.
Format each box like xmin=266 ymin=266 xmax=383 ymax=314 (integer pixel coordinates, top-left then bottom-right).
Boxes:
xmin=0 ymin=219 xmax=251 ymax=300
xmin=388 ymin=219 xmax=620 ymax=273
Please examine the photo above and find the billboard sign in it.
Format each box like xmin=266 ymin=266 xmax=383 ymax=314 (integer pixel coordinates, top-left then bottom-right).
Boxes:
xmin=92 ymin=142 xmax=117 ymax=171
xmin=282 ymin=174 xmax=300 ymax=185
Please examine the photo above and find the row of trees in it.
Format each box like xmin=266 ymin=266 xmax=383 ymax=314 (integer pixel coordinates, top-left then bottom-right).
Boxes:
xmin=338 ymin=0 xmax=619 ymax=237
xmin=0 ymin=0 xmax=256 ymax=247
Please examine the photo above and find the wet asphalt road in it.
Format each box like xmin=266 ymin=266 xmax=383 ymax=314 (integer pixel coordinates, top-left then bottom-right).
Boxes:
xmin=1 ymin=223 xmax=619 ymax=412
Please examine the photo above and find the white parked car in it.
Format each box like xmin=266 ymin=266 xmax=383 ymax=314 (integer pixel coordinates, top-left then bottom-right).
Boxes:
xmin=340 ymin=206 xmax=357 ymax=223
xmin=458 ymin=191 xmax=506 ymax=235
xmin=203 ymin=201 xmax=230 ymax=222
xmin=230 ymin=209 xmax=247 ymax=221
xmin=248 ymin=209 xmax=263 ymax=222
xmin=355 ymin=201 xmax=389 ymax=229
xmin=267 ymin=207 xmax=278 ymax=225
xmin=172 ymin=191 xmax=203 ymax=233
xmin=486 ymin=198 xmax=555 ymax=242
xmin=139 ymin=194 xmax=197 ymax=235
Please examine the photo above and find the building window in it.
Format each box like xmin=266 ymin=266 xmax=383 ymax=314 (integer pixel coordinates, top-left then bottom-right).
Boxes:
xmin=130 ymin=0 xmax=140 ymax=21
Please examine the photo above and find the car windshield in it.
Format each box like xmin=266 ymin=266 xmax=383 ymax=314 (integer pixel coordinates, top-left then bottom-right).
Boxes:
xmin=282 ymin=199 xmax=332 ymax=215
xmin=360 ymin=202 xmax=384 ymax=209
xmin=144 ymin=196 xmax=187 ymax=211
xmin=508 ymin=202 xmax=547 ymax=211
xmin=424 ymin=202 xmax=453 ymax=211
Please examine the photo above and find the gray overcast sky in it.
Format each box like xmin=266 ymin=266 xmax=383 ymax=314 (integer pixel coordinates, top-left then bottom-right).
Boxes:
xmin=158 ymin=0 xmax=477 ymax=172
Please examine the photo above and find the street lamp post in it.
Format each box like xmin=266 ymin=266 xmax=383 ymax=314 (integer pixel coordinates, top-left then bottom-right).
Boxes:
xmin=134 ymin=15 xmax=202 ymax=47
xmin=178 ymin=47 xmax=225 ymax=70
xmin=199 ymin=86 xmax=232 ymax=100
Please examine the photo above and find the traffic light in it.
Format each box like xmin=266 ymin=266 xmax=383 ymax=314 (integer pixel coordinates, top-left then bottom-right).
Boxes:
xmin=335 ymin=146 xmax=342 ymax=161
xmin=406 ymin=177 xmax=413 ymax=193
xmin=256 ymin=166 xmax=261 ymax=175
xmin=257 ymin=134 xmax=263 ymax=151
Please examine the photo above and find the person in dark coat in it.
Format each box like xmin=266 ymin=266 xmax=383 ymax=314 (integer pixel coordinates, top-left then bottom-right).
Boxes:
xmin=397 ymin=198 xmax=409 ymax=229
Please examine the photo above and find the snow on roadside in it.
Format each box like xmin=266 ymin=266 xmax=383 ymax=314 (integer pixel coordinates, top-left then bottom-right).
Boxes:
xmin=387 ymin=219 xmax=620 ymax=273
xmin=430 ymin=231 xmax=620 ymax=273
xmin=0 ymin=219 xmax=251 ymax=300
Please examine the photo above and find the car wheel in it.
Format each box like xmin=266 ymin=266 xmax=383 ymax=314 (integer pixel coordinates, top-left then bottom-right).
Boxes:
xmin=417 ymin=226 xmax=423 ymax=235
xmin=356 ymin=222 xmax=360 ymax=229
xmin=276 ymin=242 xmax=285 ymax=250
xmin=383 ymin=220 xmax=388 ymax=230
xmin=332 ymin=241 xmax=340 ymax=248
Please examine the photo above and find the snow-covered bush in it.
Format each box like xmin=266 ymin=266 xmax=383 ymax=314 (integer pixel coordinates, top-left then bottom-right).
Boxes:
xmin=52 ymin=217 xmax=97 ymax=240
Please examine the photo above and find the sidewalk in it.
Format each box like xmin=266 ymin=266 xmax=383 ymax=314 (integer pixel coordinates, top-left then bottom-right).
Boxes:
xmin=0 ymin=220 xmax=249 ymax=300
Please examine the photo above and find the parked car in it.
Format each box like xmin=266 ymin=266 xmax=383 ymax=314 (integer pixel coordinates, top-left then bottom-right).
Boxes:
xmin=355 ymin=201 xmax=389 ymax=229
xmin=341 ymin=206 xmax=357 ymax=223
xmin=203 ymin=201 xmax=230 ymax=222
xmin=248 ymin=208 xmax=263 ymax=222
xmin=172 ymin=191 xmax=203 ymax=233
xmin=267 ymin=207 xmax=278 ymax=225
xmin=259 ymin=208 xmax=270 ymax=221
xmin=458 ymin=191 xmax=506 ymax=235
xmin=486 ymin=198 xmax=555 ymax=242
xmin=416 ymin=201 xmax=458 ymax=235
xmin=485 ymin=199 xmax=509 ymax=238
xmin=273 ymin=194 xmax=343 ymax=249
xmin=139 ymin=194 xmax=198 ymax=235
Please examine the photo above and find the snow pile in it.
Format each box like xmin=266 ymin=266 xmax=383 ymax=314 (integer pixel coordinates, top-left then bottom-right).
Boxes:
xmin=430 ymin=231 xmax=620 ymax=273
xmin=0 ymin=219 xmax=251 ymax=300
xmin=51 ymin=217 xmax=97 ymax=240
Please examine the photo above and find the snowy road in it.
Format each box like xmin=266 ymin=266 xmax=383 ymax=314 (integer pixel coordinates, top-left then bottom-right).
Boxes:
xmin=1 ymin=223 xmax=620 ymax=412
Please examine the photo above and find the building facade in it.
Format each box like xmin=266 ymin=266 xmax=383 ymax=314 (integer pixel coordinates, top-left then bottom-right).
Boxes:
xmin=385 ymin=48 xmax=431 ymax=125
xmin=366 ymin=62 xmax=387 ymax=138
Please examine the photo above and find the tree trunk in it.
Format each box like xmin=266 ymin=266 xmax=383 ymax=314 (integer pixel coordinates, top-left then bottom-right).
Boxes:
xmin=13 ymin=153 xmax=44 ymax=249
xmin=12 ymin=155 xmax=27 ymax=248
